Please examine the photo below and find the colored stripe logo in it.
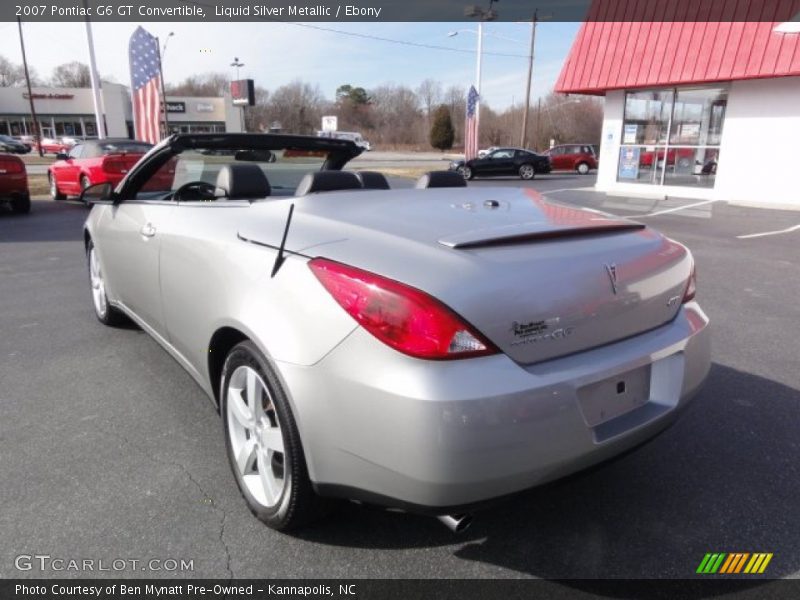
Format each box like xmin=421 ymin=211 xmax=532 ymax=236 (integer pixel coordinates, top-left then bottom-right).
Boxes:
xmin=697 ymin=553 xmax=773 ymax=574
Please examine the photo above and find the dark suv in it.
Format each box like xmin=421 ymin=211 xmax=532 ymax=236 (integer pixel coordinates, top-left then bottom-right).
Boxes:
xmin=546 ymin=144 xmax=598 ymax=174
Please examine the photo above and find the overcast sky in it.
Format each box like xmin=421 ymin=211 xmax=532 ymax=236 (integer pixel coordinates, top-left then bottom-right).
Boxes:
xmin=0 ymin=21 xmax=580 ymax=109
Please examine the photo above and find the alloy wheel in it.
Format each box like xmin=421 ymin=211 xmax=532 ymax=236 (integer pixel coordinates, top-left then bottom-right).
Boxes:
xmin=226 ymin=365 xmax=288 ymax=508
xmin=89 ymin=248 xmax=107 ymax=318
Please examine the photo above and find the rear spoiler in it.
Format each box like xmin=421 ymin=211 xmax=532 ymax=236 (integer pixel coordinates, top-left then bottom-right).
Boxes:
xmin=439 ymin=220 xmax=645 ymax=249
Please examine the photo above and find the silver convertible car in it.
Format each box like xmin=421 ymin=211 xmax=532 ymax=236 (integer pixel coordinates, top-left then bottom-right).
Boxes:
xmin=82 ymin=134 xmax=710 ymax=532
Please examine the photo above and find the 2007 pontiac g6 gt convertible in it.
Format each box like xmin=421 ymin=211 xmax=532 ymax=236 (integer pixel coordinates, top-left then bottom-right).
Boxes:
xmin=82 ymin=134 xmax=710 ymax=532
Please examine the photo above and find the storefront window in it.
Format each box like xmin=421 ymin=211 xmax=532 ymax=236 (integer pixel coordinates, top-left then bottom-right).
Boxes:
xmin=619 ymin=86 xmax=726 ymax=188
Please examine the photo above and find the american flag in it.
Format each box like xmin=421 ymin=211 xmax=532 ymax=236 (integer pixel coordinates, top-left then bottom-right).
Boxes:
xmin=128 ymin=26 xmax=162 ymax=144
xmin=464 ymin=85 xmax=480 ymax=161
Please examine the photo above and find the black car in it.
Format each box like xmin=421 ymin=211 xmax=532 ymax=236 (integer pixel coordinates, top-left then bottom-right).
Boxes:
xmin=450 ymin=147 xmax=550 ymax=181
xmin=0 ymin=135 xmax=30 ymax=154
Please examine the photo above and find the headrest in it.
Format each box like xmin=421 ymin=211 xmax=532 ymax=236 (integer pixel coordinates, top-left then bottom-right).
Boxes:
xmin=415 ymin=170 xmax=467 ymax=189
xmin=354 ymin=171 xmax=390 ymax=190
xmin=215 ymin=164 xmax=271 ymax=200
xmin=295 ymin=171 xmax=363 ymax=196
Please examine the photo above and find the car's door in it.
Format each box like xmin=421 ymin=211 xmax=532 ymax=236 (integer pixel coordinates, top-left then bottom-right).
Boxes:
xmin=93 ymin=194 xmax=175 ymax=339
xmin=484 ymin=149 xmax=515 ymax=175
xmin=53 ymin=144 xmax=83 ymax=194
xmin=547 ymin=146 xmax=564 ymax=170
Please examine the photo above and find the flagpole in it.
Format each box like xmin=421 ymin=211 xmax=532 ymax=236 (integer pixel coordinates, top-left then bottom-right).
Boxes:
xmin=83 ymin=0 xmax=106 ymax=139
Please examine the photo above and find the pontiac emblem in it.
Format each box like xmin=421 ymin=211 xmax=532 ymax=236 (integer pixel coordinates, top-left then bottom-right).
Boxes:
xmin=604 ymin=263 xmax=618 ymax=294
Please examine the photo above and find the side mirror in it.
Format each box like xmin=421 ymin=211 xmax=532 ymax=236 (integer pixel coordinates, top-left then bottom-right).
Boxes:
xmin=80 ymin=182 xmax=115 ymax=205
xmin=55 ymin=152 xmax=69 ymax=160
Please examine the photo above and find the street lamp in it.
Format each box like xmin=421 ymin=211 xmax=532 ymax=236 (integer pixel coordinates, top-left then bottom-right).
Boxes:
xmin=230 ymin=57 xmax=245 ymax=80
xmin=230 ymin=58 xmax=246 ymax=132
xmin=463 ymin=0 xmax=499 ymax=139
xmin=158 ymin=32 xmax=174 ymax=137
xmin=447 ymin=29 xmax=522 ymax=43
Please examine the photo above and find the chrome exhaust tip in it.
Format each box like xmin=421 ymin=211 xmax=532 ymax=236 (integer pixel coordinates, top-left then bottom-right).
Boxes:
xmin=437 ymin=513 xmax=473 ymax=533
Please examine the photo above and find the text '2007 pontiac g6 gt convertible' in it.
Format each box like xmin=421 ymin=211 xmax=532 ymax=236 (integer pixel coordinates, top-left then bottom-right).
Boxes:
xmin=81 ymin=134 xmax=710 ymax=532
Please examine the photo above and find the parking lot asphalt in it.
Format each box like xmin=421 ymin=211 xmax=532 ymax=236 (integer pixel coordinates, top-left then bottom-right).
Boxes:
xmin=1 ymin=174 xmax=799 ymax=582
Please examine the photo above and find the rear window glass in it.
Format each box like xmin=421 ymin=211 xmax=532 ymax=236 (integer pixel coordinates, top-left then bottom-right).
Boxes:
xmin=98 ymin=142 xmax=152 ymax=155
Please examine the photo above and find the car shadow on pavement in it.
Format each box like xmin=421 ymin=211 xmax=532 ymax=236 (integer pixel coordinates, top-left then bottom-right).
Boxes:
xmin=297 ymin=363 xmax=799 ymax=588
xmin=0 ymin=199 xmax=87 ymax=243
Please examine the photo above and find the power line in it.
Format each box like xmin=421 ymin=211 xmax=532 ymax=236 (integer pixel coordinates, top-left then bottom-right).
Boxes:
xmin=184 ymin=1 xmax=530 ymax=59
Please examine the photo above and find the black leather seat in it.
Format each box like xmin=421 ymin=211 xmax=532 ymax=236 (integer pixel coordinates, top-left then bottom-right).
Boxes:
xmin=415 ymin=170 xmax=467 ymax=189
xmin=295 ymin=171 xmax=363 ymax=196
xmin=215 ymin=164 xmax=271 ymax=200
xmin=354 ymin=171 xmax=390 ymax=190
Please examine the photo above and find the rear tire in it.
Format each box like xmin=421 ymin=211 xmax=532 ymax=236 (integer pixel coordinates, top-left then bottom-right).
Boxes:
xmin=11 ymin=194 xmax=30 ymax=215
xmin=576 ymin=162 xmax=590 ymax=175
xmin=519 ymin=164 xmax=535 ymax=180
xmin=49 ymin=173 xmax=66 ymax=200
xmin=221 ymin=341 xmax=329 ymax=531
xmin=87 ymin=240 xmax=128 ymax=326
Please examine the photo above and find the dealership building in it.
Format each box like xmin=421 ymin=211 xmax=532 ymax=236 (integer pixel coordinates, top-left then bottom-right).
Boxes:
xmin=556 ymin=9 xmax=800 ymax=208
xmin=0 ymin=82 xmax=243 ymax=139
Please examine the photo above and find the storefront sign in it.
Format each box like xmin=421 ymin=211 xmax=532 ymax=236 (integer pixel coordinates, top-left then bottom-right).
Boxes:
xmin=618 ymin=146 xmax=641 ymax=179
xmin=165 ymin=101 xmax=186 ymax=113
xmin=196 ymin=102 xmax=214 ymax=112
xmin=22 ymin=93 xmax=74 ymax=100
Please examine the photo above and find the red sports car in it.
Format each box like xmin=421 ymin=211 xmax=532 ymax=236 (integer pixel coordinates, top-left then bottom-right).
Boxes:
xmin=0 ymin=153 xmax=30 ymax=214
xmin=48 ymin=139 xmax=153 ymax=200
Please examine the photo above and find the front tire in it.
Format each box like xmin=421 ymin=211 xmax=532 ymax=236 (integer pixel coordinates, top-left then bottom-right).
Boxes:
xmin=519 ymin=164 xmax=535 ymax=180
xmin=87 ymin=240 xmax=128 ymax=326
xmin=221 ymin=341 xmax=326 ymax=531
xmin=463 ymin=166 xmax=474 ymax=180
xmin=49 ymin=173 xmax=66 ymax=200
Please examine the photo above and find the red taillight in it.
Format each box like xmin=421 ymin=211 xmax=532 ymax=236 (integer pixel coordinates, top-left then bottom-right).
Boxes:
xmin=0 ymin=158 xmax=24 ymax=174
xmin=683 ymin=261 xmax=697 ymax=303
xmin=309 ymin=258 xmax=499 ymax=360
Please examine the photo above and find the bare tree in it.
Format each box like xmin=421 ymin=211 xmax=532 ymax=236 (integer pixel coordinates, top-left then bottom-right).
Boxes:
xmin=268 ymin=80 xmax=326 ymax=135
xmin=50 ymin=62 xmax=91 ymax=87
xmin=165 ymin=72 xmax=230 ymax=96
xmin=0 ymin=55 xmax=39 ymax=87
xmin=368 ymin=84 xmax=422 ymax=146
xmin=416 ymin=78 xmax=442 ymax=125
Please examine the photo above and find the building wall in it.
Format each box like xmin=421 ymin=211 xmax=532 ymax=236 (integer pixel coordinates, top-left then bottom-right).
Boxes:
xmin=714 ymin=76 xmax=800 ymax=208
xmin=594 ymin=77 xmax=800 ymax=208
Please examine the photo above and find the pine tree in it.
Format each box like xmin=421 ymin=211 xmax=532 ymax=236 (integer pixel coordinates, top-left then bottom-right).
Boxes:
xmin=429 ymin=105 xmax=455 ymax=151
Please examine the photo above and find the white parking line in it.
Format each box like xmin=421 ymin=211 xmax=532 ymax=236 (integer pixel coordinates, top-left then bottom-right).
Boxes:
xmin=634 ymin=199 xmax=721 ymax=218
xmin=541 ymin=187 xmax=595 ymax=194
xmin=737 ymin=224 xmax=800 ymax=239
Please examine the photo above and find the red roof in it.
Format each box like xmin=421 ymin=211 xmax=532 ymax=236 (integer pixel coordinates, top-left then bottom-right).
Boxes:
xmin=555 ymin=0 xmax=800 ymax=95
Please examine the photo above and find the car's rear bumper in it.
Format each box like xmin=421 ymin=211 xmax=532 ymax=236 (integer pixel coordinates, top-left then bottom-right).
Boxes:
xmin=278 ymin=302 xmax=710 ymax=511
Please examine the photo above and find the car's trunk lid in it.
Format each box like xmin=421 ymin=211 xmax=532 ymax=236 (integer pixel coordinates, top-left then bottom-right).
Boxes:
xmin=241 ymin=187 xmax=692 ymax=364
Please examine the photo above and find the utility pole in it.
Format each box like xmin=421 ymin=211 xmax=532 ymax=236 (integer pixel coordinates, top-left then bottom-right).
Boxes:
xmin=535 ymin=96 xmax=542 ymax=149
xmin=83 ymin=0 xmax=106 ymax=139
xmin=17 ymin=17 xmax=43 ymax=157
xmin=157 ymin=33 xmax=174 ymax=138
xmin=520 ymin=10 xmax=537 ymax=149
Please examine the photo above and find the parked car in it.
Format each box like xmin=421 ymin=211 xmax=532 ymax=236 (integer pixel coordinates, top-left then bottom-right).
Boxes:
xmin=450 ymin=147 xmax=551 ymax=180
xmin=81 ymin=133 xmax=709 ymax=532
xmin=545 ymin=144 xmax=598 ymax=174
xmin=639 ymin=147 xmax=695 ymax=169
xmin=316 ymin=130 xmax=371 ymax=151
xmin=0 ymin=153 xmax=30 ymax=214
xmin=35 ymin=137 xmax=72 ymax=155
xmin=48 ymin=138 xmax=153 ymax=200
xmin=0 ymin=134 xmax=31 ymax=154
